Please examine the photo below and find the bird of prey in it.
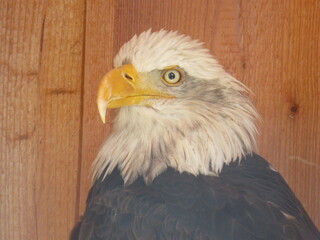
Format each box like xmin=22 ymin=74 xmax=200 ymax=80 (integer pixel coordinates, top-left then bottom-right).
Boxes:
xmin=70 ymin=30 xmax=320 ymax=240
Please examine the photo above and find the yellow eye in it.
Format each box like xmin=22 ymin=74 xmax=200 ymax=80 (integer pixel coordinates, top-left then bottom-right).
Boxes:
xmin=161 ymin=68 xmax=183 ymax=86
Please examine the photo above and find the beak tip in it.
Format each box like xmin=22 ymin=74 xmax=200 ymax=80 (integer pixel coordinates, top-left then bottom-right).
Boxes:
xmin=97 ymin=99 xmax=107 ymax=124
xmin=101 ymin=116 xmax=106 ymax=124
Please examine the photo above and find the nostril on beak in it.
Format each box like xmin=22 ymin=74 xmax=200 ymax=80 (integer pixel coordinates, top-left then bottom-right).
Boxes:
xmin=122 ymin=72 xmax=134 ymax=81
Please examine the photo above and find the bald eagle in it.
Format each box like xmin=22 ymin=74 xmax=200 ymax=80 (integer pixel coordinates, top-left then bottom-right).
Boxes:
xmin=71 ymin=30 xmax=319 ymax=240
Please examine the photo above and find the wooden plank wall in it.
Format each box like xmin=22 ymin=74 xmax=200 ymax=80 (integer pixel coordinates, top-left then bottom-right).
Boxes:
xmin=1 ymin=0 xmax=319 ymax=239
xmin=0 ymin=0 xmax=85 ymax=239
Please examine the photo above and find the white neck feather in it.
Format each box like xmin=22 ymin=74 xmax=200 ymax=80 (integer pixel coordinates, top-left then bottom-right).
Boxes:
xmin=93 ymin=94 xmax=258 ymax=184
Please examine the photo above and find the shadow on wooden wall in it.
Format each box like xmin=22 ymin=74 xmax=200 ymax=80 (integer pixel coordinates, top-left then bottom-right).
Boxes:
xmin=1 ymin=0 xmax=319 ymax=239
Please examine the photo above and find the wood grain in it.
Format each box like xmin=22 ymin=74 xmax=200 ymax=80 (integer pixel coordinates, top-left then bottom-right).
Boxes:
xmin=0 ymin=0 xmax=85 ymax=239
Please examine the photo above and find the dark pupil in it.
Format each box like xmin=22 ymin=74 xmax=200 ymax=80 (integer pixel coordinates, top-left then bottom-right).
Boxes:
xmin=168 ymin=72 xmax=176 ymax=80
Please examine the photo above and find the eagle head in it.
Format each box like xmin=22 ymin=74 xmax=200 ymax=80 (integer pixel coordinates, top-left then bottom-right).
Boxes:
xmin=94 ymin=29 xmax=258 ymax=184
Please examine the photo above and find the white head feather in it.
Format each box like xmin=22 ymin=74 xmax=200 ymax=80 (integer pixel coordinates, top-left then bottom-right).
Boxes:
xmin=114 ymin=29 xmax=224 ymax=80
xmin=93 ymin=30 xmax=258 ymax=184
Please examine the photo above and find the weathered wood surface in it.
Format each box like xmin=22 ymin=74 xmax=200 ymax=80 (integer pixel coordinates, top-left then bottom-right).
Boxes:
xmin=0 ymin=0 xmax=85 ymax=239
xmin=1 ymin=0 xmax=319 ymax=239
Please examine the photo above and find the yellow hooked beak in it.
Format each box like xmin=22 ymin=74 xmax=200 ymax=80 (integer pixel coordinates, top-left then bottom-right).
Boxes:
xmin=97 ymin=64 xmax=174 ymax=123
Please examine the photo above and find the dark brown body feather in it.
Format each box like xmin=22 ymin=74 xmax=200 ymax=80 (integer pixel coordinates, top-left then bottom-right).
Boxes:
xmin=71 ymin=154 xmax=319 ymax=240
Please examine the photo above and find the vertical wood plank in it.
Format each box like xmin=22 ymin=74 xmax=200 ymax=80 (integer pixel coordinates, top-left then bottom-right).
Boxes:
xmin=36 ymin=0 xmax=85 ymax=238
xmin=0 ymin=0 xmax=85 ymax=239
xmin=0 ymin=2 xmax=43 ymax=238
xmin=240 ymin=0 xmax=320 ymax=226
